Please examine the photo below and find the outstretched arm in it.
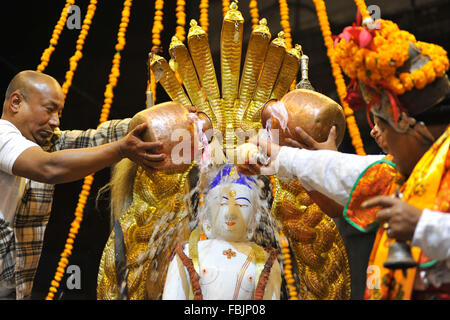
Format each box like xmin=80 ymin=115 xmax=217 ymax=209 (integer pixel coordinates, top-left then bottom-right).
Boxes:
xmin=238 ymin=134 xmax=383 ymax=206
xmin=12 ymin=123 xmax=165 ymax=184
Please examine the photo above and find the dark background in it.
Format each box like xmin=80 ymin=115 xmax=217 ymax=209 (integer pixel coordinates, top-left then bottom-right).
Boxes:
xmin=1 ymin=0 xmax=449 ymax=300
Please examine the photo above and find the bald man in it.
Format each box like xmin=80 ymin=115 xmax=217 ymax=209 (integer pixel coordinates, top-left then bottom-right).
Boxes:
xmin=0 ymin=71 xmax=165 ymax=299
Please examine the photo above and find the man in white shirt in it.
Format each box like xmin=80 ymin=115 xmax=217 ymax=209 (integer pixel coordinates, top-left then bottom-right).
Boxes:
xmin=0 ymin=70 xmax=167 ymax=299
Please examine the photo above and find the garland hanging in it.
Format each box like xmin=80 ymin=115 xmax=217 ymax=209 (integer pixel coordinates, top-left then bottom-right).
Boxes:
xmin=37 ymin=0 xmax=76 ymax=72
xmin=278 ymin=0 xmax=292 ymax=50
xmin=175 ymin=0 xmax=187 ymax=42
xmin=312 ymin=0 xmax=366 ymax=155
xmin=61 ymin=0 xmax=98 ymax=99
xmin=199 ymin=0 xmax=209 ymax=33
xmin=280 ymin=231 xmax=299 ymax=300
xmin=222 ymin=0 xmax=230 ymax=17
xmin=149 ymin=0 xmax=164 ymax=103
xmin=45 ymin=0 xmax=134 ymax=300
xmin=249 ymin=0 xmax=260 ymax=29
xmin=278 ymin=0 xmax=296 ymax=90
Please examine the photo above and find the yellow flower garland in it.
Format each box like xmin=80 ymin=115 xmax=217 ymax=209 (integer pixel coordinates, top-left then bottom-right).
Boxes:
xmin=150 ymin=0 xmax=164 ymax=103
xmin=278 ymin=0 xmax=292 ymax=50
xmin=61 ymin=0 xmax=97 ymax=99
xmin=280 ymin=231 xmax=299 ymax=300
xmin=199 ymin=0 xmax=209 ymax=33
xmin=175 ymin=0 xmax=186 ymax=42
xmin=313 ymin=0 xmax=366 ymax=155
xmin=45 ymin=0 xmax=134 ymax=300
xmin=278 ymin=0 xmax=297 ymax=91
xmin=152 ymin=0 xmax=164 ymax=50
xmin=249 ymin=0 xmax=260 ymax=30
xmin=222 ymin=0 xmax=230 ymax=17
xmin=37 ymin=0 xmax=76 ymax=72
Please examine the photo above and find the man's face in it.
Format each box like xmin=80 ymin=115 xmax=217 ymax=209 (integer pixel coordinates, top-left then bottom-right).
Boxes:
xmin=17 ymin=81 xmax=64 ymax=145
xmin=370 ymin=123 xmax=389 ymax=153
xmin=205 ymin=183 xmax=255 ymax=242
xmin=373 ymin=116 xmax=423 ymax=176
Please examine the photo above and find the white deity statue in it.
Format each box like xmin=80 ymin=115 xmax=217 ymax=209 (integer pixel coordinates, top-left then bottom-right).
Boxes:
xmin=162 ymin=165 xmax=281 ymax=300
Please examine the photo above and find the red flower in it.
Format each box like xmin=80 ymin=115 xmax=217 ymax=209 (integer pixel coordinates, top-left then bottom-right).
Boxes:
xmin=335 ymin=25 xmax=376 ymax=50
xmin=344 ymin=79 xmax=366 ymax=111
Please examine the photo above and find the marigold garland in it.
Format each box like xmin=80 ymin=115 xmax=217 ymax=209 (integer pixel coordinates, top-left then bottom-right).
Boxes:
xmin=280 ymin=231 xmax=299 ymax=300
xmin=37 ymin=0 xmax=76 ymax=72
xmin=174 ymin=1 xmax=186 ymax=85
xmin=278 ymin=0 xmax=292 ymax=50
xmin=313 ymin=0 xmax=366 ymax=155
xmin=222 ymin=0 xmax=230 ymax=17
xmin=249 ymin=0 xmax=260 ymax=30
xmin=45 ymin=0 xmax=134 ymax=300
xmin=150 ymin=0 xmax=165 ymax=103
xmin=175 ymin=0 xmax=186 ymax=42
xmin=61 ymin=0 xmax=97 ymax=99
xmin=199 ymin=0 xmax=209 ymax=33
xmin=278 ymin=0 xmax=297 ymax=91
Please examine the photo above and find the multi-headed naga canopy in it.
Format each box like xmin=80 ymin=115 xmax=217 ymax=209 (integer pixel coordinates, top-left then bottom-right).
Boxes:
xmin=149 ymin=1 xmax=303 ymax=150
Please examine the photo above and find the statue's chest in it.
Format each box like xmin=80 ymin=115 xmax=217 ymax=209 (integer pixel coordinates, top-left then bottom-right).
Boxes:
xmin=197 ymin=241 xmax=257 ymax=299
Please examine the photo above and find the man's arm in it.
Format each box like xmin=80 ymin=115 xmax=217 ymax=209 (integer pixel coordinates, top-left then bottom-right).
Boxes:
xmin=56 ymin=119 xmax=131 ymax=150
xmin=275 ymin=147 xmax=384 ymax=206
xmin=238 ymin=130 xmax=384 ymax=206
xmin=12 ymin=123 xmax=165 ymax=184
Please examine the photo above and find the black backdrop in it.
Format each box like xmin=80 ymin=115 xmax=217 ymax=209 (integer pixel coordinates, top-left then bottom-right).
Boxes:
xmin=1 ymin=0 xmax=449 ymax=300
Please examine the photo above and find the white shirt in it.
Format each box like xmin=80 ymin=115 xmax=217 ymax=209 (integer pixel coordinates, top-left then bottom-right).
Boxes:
xmin=276 ymin=146 xmax=450 ymax=288
xmin=0 ymin=119 xmax=38 ymax=226
xmin=276 ymin=146 xmax=383 ymax=206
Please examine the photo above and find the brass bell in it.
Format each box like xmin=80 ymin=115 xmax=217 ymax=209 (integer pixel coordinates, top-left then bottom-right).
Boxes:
xmin=384 ymin=241 xmax=418 ymax=270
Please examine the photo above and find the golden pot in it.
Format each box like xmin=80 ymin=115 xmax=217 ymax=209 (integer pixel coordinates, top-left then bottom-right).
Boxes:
xmin=130 ymin=101 xmax=212 ymax=171
xmin=261 ymin=89 xmax=346 ymax=147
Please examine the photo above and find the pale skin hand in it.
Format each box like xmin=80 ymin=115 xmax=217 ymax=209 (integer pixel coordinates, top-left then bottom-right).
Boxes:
xmin=13 ymin=123 xmax=166 ymax=184
xmin=362 ymin=196 xmax=423 ymax=241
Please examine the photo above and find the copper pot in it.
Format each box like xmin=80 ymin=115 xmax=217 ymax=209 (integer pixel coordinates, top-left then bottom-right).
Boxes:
xmin=261 ymin=89 xmax=346 ymax=147
xmin=130 ymin=101 xmax=212 ymax=171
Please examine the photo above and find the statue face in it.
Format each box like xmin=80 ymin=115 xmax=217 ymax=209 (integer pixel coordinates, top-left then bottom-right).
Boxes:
xmin=204 ymin=183 xmax=256 ymax=242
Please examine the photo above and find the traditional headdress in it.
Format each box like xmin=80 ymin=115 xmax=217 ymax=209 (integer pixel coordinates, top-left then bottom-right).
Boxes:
xmin=333 ymin=15 xmax=450 ymax=133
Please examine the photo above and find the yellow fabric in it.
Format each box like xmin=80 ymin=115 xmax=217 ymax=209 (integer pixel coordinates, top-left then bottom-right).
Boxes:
xmin=367 ymin=126 xmax=450 ymax=300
